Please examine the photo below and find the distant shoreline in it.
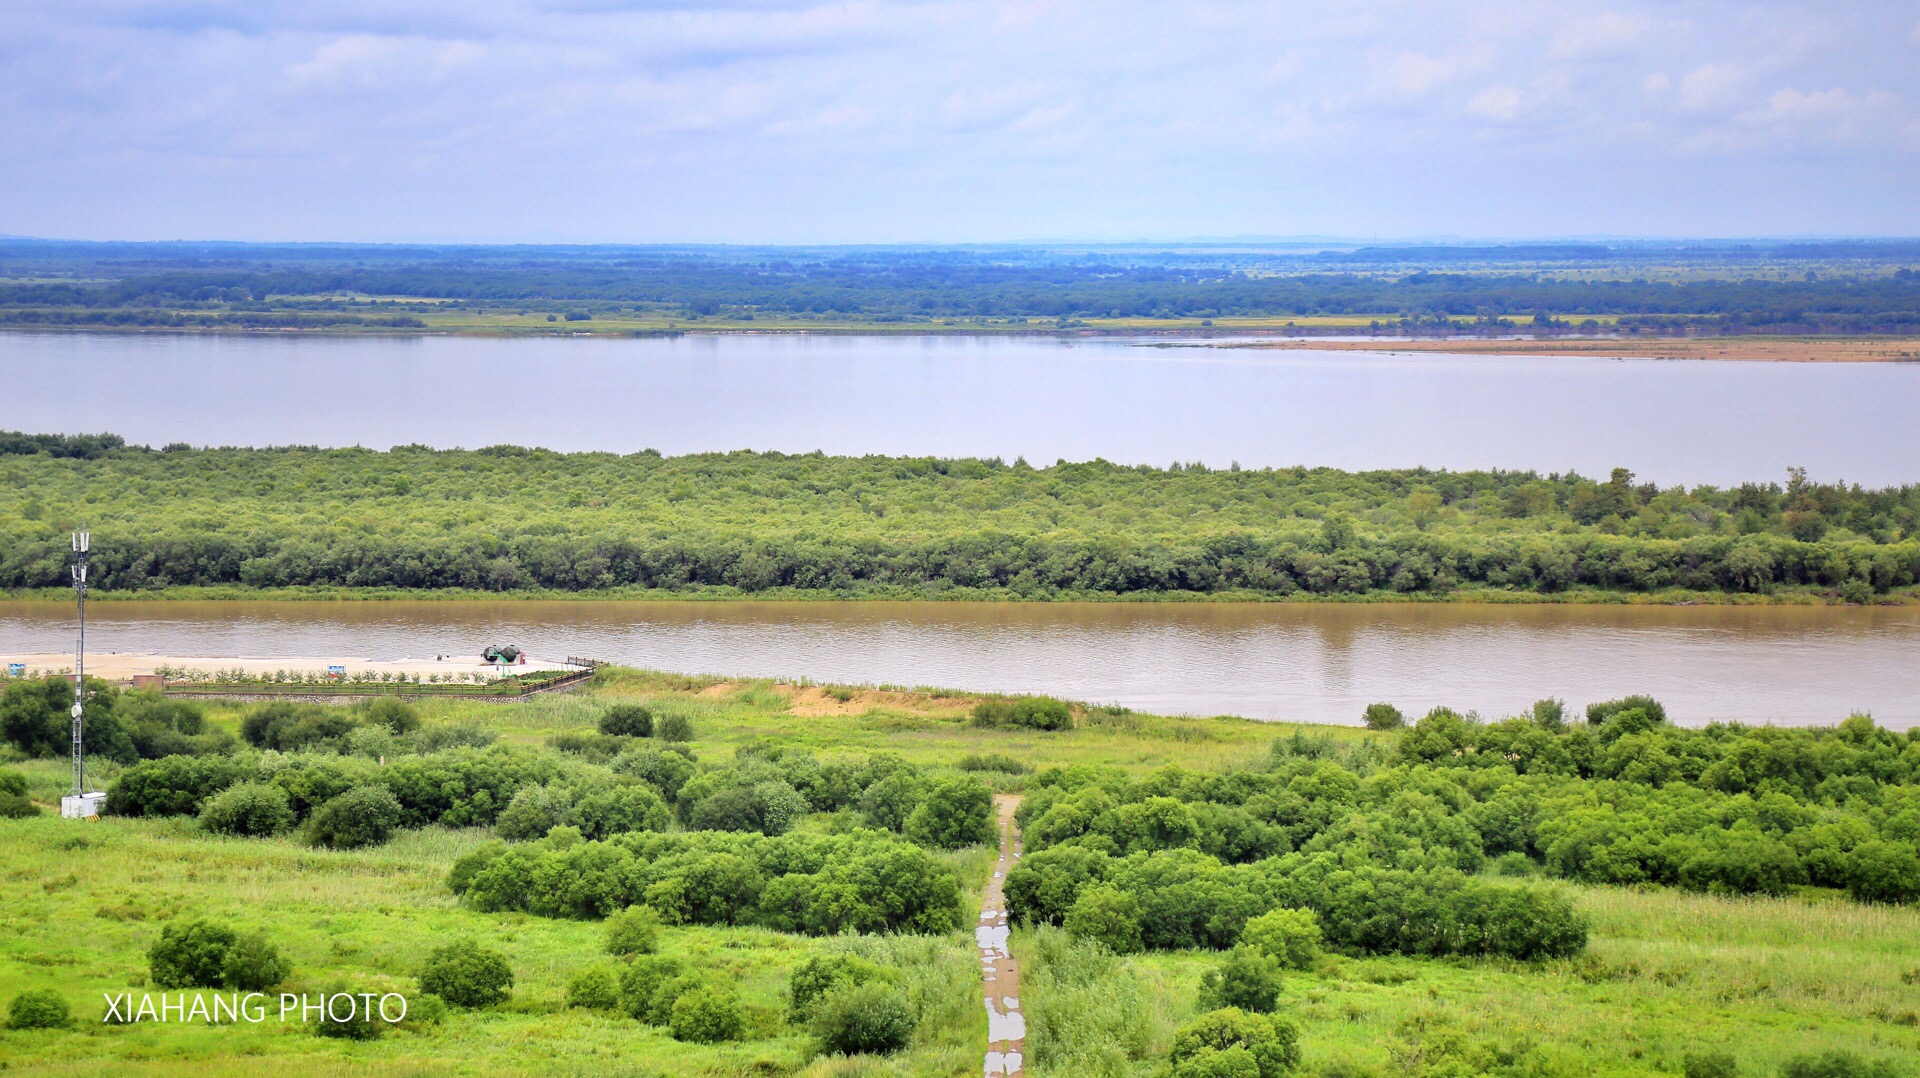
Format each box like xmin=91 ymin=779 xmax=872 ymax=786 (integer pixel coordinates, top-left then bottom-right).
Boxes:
xmin=4 ymin=323 xmax=1916 ymax=360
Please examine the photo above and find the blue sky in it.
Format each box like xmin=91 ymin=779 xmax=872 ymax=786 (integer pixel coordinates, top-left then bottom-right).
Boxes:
xmin=3 ymin=1 xmax=1917 ymax=243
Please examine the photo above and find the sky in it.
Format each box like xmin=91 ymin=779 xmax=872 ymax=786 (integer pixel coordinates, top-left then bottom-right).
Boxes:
xmin=2 ymin=1 xmax=1918 ymax=244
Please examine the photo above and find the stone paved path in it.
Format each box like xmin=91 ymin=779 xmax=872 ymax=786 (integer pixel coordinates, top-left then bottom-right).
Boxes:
xmin=979 ymin=794 xmax=1025 ymax=1077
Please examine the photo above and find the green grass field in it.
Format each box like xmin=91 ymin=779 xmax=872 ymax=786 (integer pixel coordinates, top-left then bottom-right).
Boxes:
xmin=3 ymin=672 xmax=1916 ymax=1076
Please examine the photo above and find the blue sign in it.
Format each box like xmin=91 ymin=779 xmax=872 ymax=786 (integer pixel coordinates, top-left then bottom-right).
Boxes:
xmin=6 ymin=663 xmax=22 ymax=677
xmin=328 ymin=665 xmax=346 ymax=678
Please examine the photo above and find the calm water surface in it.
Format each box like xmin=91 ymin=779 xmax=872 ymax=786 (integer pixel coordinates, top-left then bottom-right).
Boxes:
xmin=8 ymin=331 xmax=1920 ymax=485
xmin=2 ymin=601 xmax=1914 ymax=729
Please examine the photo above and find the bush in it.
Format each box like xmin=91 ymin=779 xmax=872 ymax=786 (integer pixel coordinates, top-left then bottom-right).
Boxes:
xmin=1237 ymin=908 xmax=1321 ymax=970
xmin=496 ymin=784 xmax=571 ymax=841
xmin=669 ymin=984 xmax=744 ymax=1043
xmin=222 ymin=932 xmax=289 ymax=991
xmin=417 ymin=941 xmax=514 ymax=1008
xmin=0 ymin=770 xmax=38 ymax=817
xmin=5 ymin=988 xmax=72 ymax=1030
xmin=1778 ymin=1050 xmax=1900 ymax=1078
xmin=1199 ymin=948 xmax=1284 ymax=1013
xmin=1586 ymin=694 xmax=1667 ymax=726
xmin=199 ymin=782 xmax=294 ymax=837
xmin=1846 ymin=841 xmax=1920 ymax=904
xmin=305 ymin=785 xmax=404 ymax=849
xmin=957 ymin=753 xmax=1029 ymax=774
xmin=600 ymin=704 xmax=653 ymax=738
xmin=307 ymin=982 xmax=390 ymax=1040
xmin=1530 ymin=698 xmax=1567 ymax=731
xmin=656 ymin=713 xmax=694 ymax=742
xmin=1684 ymin=1052 xmax=1740 ymax=1078
xmin=1361 ymin=703 xmax=1404 ymax=731
xmin=109 ymin=754 xmax=255 ymax=817
xmin=789 ymin=953 xmax=892 ymax=1021
xmin=905 ymin=775 xmax=995 ymax=849
xmin=1064 ymin=885 xmax=1142 ymax=953
xmin=241 ymin=701 xmax=358 ymax=752
xmin=811 ymin=982 xmax=916 ymax=1055
xmin=362 ymin=698 xmax=421 ymax=736
xmin=149 ymin=919 xmax=239 ymax=989
xmin=618 ymin=955 xmax=687 ymax=1022
xmin=1169 ymin=1008 xmax=1301 ymax=1078
xmin=567 ymin=964 xmax=622 ymax=1010
xmin=973 ymin=696 xmax=1073 ymax=731
xmin=605 ymin=905 xmax=661 ymax=956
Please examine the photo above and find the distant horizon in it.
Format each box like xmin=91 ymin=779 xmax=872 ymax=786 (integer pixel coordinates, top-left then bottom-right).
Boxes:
xmin=6 ymin=234 xmax=1920 ymax=251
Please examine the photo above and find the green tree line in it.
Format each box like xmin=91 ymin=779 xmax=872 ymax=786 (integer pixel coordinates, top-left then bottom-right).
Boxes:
xmin=3 ymin=439 xmax=1916 ymax=599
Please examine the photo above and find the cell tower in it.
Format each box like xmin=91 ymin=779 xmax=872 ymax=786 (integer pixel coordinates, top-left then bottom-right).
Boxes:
xmin=60 ymin=528 xmax=105 ymax=819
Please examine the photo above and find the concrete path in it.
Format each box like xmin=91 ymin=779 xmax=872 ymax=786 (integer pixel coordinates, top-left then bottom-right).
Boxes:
xmin=979 ymin=793 xmax=1026 ymax=1077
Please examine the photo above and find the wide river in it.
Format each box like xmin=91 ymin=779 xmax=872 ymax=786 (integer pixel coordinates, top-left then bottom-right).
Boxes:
xmin=7 ymin=330 xmax=1920 ymax=484
xmin=6 ymin=331 xmax=1917 ymax=728
xmin=2 ymin=601 xmax=1914 ymax=729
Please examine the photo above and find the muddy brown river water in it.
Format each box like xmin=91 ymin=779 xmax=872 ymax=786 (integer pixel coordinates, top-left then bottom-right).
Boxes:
xmin=2 ymin=600 xmax=1913 ymax=729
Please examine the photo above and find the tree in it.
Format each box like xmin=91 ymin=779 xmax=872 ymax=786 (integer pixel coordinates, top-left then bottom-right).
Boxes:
xmin=150 ymin=919 xmax=238 ymax=989
xmin=669 ymin=985 xmax=744 ymax=1043
xmin=604 ymin=905 xmax=661 ymax=956
xmin=1237 ymin=907 xmax=1321 ymax=969
xmin=1168 ymin=1008 xmax=1301 ymax=1078
xmin=1063 ymin=885 xmax=1142 ymax=953
xmin=1361 ymin=703 xmax=1404 ymax=730
xmin=1586 ymin=695 xmax=1667 ymax=726
xmin=222 ymin=932 xmax=289 ymax=991
xmin=567 ymin=964 xmax=621 ymax=1010
xmin=198 ymin=782 xmax=294 ymax=837
xmin=656 ymin=713 xmax=694 ymax=742
xmin=418 ymin=941 xmax=514 ymax=1008
xmin=599 ymin=704 xmax=653 ymax=738
xmin=2 ymin=675 xmax=131 ymax=762
xmin=1198 ymin=948 xmax=1284 ymax=1013
xmin=905 ymin=776 xmax=995 ymax=849
xmin=1846 ymin=841 xmax=1920 ymax=904
xmin=811 ymin=983 xmax=916 ymax=1055
xmin=361 ymin=698 xmax=420 ymax=736
xmin=5 ymin=988 xmax=72 ymax=1030
xmin=305 ymin=785 xmax=404 ymax=849
xmin=789 ymin=953 xmax=893 ymax=1021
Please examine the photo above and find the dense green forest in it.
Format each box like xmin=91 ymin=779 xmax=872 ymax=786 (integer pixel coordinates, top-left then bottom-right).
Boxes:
xmin=3 ymin=434 xmax=1917 ymax=600
xmin=3 ymin=240 xmax=1918 ymax=333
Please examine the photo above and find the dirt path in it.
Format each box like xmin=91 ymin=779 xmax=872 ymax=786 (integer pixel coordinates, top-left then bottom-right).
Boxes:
xmin=979 ymin=794 xmax=1025 ymax=1077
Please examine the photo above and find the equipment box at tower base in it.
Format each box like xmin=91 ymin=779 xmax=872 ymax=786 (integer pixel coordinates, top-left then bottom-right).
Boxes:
xmin=61 ymin=792 xmax=107 ymax=819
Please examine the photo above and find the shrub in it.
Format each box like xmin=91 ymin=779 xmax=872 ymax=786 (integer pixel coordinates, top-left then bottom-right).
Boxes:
xmin=1683 ymin=1052 xmax=1740 ymax=1078
xmin=1586 ymin=694 xmax=1667 ymax=726
xmin=905 ymin=775 xmax=995 ymax=849
xmin=1237 ymin=908 xmax=1321 ymax=970
xmin=1199 ymin=948 xmax=1284 ymax=1013
xmin=241 ymin=701 xmax=358 ymax=752
xmin=199 ymin=782 xmax=294 ymax=837
xmin=1778 ymin=1050 xmax=1900 ymax=1078
xmin=1169 ymin=1008 xmax=1301 ymax=1078
xmin=1846 ymin=841 xmax=1920 ymax=904
xmin=860 ymin=771 xmax=922 ymax=832
xmin=604 ymin=905 xmax=661 ymax=956
xmin=418 ymin=941 xmax=514 ymax=1008
xmin=1361 ymin=703 xmax=1404 ymax=731
xmin=0 ymin=770 xmax=37 ymax=817
xmin=572 ymin=784 xmax=674 ymax=840
xmin=812 ymin=982 xmax=916 ymax=1055
xmin=789 ymin=953 xmax=893 ymax=1021
xmin=957 ymin=753 xmax=1029 ymax=774
xmin=669 ymin=984 xmax=744 ymax=1043
xmin=307 ymin=982 xmax=389 ymax=1040
xmin=150 ymin=919 xmax=239 ymax=989
xmin=222 ymin=932 xmax=289 ymax=991
xmin=109 ymin=754 xmax=255 ymax=817
xmin=973 ymin=696 xmax=1073 ymax=731
xmin=1530 ymin=698 xmax=1567 ymax=731
xmin=411 ymin=722 xmax=497 ymax=752
xmin=600 ymin=704 xmax=653 ymax=738
xmin=567 ymin=964 xmax=622 ymax=1010
xmin=361 ymin=697 xmax=420 ymax=736
xmin=496 ymin=784 xmax=571 ymax=841
xmin=305 ymin=785 xmax=404 ymax=849
xmin=618 ymin=955 xmax=687 ymax=1022
xmin=1064 ymin=885 xmax=1142 ymax=953
xmin=5 ymin=988 xmax=72 ymax=1030
xmin=656 ymin=713 xmax=694 ymax=742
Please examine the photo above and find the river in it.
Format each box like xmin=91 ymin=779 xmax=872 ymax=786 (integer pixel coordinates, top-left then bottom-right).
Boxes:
xmin=8 ymin=330 xmax=1920 ymax=485
xmin=2 ymin=600 xmax=1914 ymax=729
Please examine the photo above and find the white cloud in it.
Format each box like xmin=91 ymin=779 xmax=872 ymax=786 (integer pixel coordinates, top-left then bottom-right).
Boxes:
xmin=1467 ymin=85 xmax=1523 ymax=121
xmin=1677 ymin=62 xmax=1744 ymax=113
xmin=1 ymin=0 xmax=1917 ymax=241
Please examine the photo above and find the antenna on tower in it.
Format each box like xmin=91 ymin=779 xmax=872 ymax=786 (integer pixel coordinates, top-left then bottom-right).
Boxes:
xmin=60 ymin=527 xmax=104 ymax=820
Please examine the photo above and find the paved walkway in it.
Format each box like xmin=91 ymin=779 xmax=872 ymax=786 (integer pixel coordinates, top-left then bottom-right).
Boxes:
xmin=979 ymin=793 xmax=1026 ymax=1077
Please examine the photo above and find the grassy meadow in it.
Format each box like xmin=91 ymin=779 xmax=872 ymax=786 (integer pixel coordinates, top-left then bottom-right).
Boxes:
xmin=2 ymin=672 xmax=1917 ymax=1076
